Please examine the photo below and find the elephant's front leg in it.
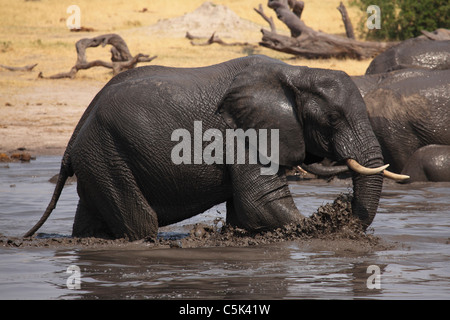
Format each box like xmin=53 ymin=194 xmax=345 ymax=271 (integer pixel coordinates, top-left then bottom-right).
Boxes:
xmin=226 ymin=162 xmax=304 ymax=232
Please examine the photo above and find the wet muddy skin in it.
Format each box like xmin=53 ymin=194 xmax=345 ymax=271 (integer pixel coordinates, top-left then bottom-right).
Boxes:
xmin=1 ymin=156 xmax=449 ymax=299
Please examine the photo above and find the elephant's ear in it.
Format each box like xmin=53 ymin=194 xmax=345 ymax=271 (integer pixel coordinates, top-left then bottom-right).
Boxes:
xmin=217 ymin=63 xmax=305 ymax=167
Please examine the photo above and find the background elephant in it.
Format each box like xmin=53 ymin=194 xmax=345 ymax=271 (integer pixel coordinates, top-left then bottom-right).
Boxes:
xmin=365 ymin=36 xmax=450 ymax=75
xmin=25 ymin=55 xmax=396 ymax=241
xmin=400 ymin=145 xmax=450 ymax=182
xmin=362 ymin=69 xmax=450 ymax=173
xmin=352 ymin=68 xmax=433 ymax=98
xmin=304 ymin=68 xmax=450 ymax=181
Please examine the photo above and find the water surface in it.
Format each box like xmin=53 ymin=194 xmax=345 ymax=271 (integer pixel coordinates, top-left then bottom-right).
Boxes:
xmin=0 ymin=156 xmax=449 ymax=299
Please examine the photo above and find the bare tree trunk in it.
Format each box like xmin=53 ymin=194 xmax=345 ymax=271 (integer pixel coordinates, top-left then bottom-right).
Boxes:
xmin=254 ymin=4 xmax=277 ymax=32
xmin=337 ymin=2 xmax=355 ymax=39
xmin=39 ymin=34 xmax=157 ymax=79
xmin=255 ymin=0 xmax=395 ymax=60
xmin=267 ymin=0 xmax=314 ymax=38
xmin=288 ymin=0 xmax=304 ymax=18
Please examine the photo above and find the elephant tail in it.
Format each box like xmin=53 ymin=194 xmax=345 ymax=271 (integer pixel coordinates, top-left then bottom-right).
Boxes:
xmin=23 ymin=163 xmax=70 ymax=238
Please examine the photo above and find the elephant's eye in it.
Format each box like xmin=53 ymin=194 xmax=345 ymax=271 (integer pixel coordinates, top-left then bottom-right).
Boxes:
xmin=327 ymin=112 xmax=341 ymax=126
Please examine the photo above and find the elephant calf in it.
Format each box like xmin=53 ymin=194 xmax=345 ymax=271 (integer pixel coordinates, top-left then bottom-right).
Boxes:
xmin=24 ymin=55 xmax=404 ymax=241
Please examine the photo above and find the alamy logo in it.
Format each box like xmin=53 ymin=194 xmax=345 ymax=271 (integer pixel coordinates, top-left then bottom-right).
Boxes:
xmin=66 ymin=265 xmax=81 ymax=289
xmin=366 ymin=5 xmax=381 ymax=30
xmin=366 ymin=265 xmax=381 ymax=289
xmin=171 ymin=121 xmax=280 ymax=175
xmin=66 ymin=5 xmax=81 ymax=30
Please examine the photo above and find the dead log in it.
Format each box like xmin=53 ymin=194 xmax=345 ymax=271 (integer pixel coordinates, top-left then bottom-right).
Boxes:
xmin=267 ymin=0 xmax=313 ymax=38
xmin=259 ymin=28 xmax=393 ymax=59
xmin=110 ymin=53 xmax=157 ymax=74
xmin=39 ymin=34 xmax=157 ymax=79
xmin=256 ymin=0 xmax=395 ymax=60
xmin=187 ymin=32 xmax=256 ymax=47
xmin=0 ymin=63 xmax=38 ymax=72
xmin=288 ymin=0 xmax=304 ymax=19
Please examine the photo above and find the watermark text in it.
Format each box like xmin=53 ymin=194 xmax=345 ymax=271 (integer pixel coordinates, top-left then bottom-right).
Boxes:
xmin=366 ymin=265 xmax=381 ymax=289
xmin=66 ymin=5 xmax=81 ymax=30
xmin=171 ymin=121 xmax=279 ymax=175
xmin=366 ymin=5 xmax=381 ymax=29
xmin=66 ymin=265 xmax=81 ymax=289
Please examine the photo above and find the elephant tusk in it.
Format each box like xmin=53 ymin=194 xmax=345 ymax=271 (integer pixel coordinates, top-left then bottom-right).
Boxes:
xmin=296 ymin=165 xmax=308 ymax=175
xmin=346 ymin=159 xmax=410 ymax=180
xmin=346 ymin=159 xmax=389 ymax=175
xmin=383 ymin=170 xmax=410 ymax=181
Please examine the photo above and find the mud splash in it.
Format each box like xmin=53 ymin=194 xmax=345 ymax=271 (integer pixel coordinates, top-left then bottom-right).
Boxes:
xmin=162 ymin=194 xmax=380 ymax=248
xmin=1 ymin=194 xmax=380 ymax=250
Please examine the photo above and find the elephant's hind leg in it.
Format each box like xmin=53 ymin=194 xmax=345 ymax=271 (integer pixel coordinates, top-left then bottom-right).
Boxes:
xmin=72 ymin=198 xmax=112 ymax=239
xmin=72 ymin=158 xmax=159 ymax=241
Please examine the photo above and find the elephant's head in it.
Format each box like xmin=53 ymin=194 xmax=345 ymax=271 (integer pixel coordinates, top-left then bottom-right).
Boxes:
xmin=218 ymin=59 xmax=406 ymax=227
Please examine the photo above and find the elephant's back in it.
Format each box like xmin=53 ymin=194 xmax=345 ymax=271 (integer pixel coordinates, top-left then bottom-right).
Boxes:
xmin=70 ymin=57 xmax=276 ymax=224
xmin=104 ymin=54 xmax=274 ymax=93
xmin=365 ymin=39 xmax=450 ymax=74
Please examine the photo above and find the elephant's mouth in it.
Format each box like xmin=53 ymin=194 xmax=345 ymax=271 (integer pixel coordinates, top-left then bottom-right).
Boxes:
xmin=295 ymin=157 xmax=409 ymax=228
xmin=296 ymin=158 xmax=409 ymax=181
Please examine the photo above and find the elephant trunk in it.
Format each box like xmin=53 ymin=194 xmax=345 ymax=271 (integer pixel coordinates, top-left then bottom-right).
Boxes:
xmin=350 ymin=153 xmax=384 ymax=228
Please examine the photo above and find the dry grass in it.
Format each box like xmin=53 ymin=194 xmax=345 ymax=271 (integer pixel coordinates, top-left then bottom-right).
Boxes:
xmin=0 ymin=0 xmax=375 ymax=154
xmin=0 ymin=0 xmax=370 ymax=83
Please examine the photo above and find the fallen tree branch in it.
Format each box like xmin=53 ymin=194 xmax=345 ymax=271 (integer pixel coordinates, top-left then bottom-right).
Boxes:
xmin=111 ymin=53 xmax=157 ymax=74
xmin=260 ymin=29 xmax=393 ymax=59
xmin=256 ymin=0 xmax=395 ymax=59
xmin=288 ymin=0 xmax=304 ymax=19
xmin=0 ymin=63 xmax=38 ymax=72
xmin=266 ymin=0 xmax=313 ymax=38
xmin=187 ymin=32 xmax=256 ymax=47
xmin=39 ymin=33 xmax=157 ymax=79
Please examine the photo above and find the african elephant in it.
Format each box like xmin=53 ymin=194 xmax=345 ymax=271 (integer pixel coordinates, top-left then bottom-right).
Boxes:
xmin=24 ymin=55 xmax=403 ymax=241
xmin=360 ymin=69 xmax=450 ymax=173
xmin=305 ymin=68 xmax=450 ymax=181
xmin=365 ymin=37 xmax=450 ymax=75
xmin=400 ymin=145 xmax=450 ymax=182
xmin=352 ymin=68 xmax=434 ymax=98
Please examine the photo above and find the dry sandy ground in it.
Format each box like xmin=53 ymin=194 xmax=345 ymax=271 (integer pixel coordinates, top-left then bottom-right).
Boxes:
xmin=0 ymin=77 xmax=103 ymax=155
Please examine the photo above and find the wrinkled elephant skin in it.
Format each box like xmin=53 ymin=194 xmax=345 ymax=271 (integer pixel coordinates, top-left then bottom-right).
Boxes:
xmin=25 ymin=55 xmax=387 ymax=241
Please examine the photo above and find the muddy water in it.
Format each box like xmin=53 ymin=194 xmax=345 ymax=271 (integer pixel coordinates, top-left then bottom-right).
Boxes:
xmin=0 ymin=156 xmax=449 ymax=299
